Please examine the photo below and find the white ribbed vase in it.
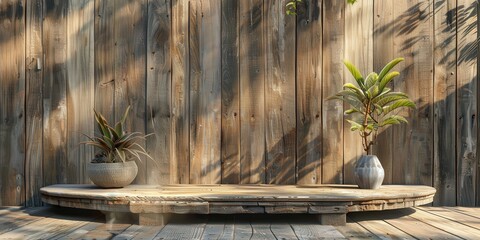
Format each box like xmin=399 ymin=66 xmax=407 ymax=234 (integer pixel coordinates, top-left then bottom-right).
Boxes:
xmin=354 ymin=155 xmax=384 ymax=189
xmin=87 ymin=161 xmax=138 ymax=188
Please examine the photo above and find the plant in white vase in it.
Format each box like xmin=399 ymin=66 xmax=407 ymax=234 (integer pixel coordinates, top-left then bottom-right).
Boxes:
xmin=328 ymin=58 xmax=416 ymax=189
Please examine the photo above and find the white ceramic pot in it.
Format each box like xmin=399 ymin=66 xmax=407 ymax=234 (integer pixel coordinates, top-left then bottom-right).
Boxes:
xmin=87 ymin=161 xmax=138 ymax=188
xmin=354 ymin=155 xmax=385 ymax=189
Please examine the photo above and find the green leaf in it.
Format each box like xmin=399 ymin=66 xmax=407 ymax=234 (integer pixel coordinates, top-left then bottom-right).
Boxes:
xmin=382 ymin=99 xmax=416 ymax=115
xmin=378 ymin=58 xmax=404 ymax=82
xmin=344 ymin=108 xmax=359 ymax=115
xmin=347 ymin=119 xmax=363 ymax=131
xmin=378 ymin=71 xmax=400 ymax=93
xmin=373 ymin=92 xmax=409 ymax=106
xmin=343 ymin=60 xmax=364 ymax=88
xmin=343 ymin=83 xmax=366 ymax=100
xmin=364 ymin=72 xmax=378 ymax=90
xmin=115 ymin=122 xmax=123 ymax=138
xmin=379 ymin=115 xmax=409 ymax=127
xmin=367 ymin=85 xmax=380 ymax=99
xmin=336 ymin=89 xmax=364 ymax=103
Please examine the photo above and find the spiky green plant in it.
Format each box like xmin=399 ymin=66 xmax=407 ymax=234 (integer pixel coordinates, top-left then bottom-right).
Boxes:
xmin=328 ymin=58 xmax=416 ymax=153
xmin=82 ymin=106 xmax=153 ymax=163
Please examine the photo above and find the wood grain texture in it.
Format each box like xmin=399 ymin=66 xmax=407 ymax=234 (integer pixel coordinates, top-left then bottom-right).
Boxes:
xmin=393 ymin=0 xmax=434 ymax=186
xmin=456 ymin=0 xmax=477 ymax=206
xmin=114 ymin=0 xmax=148 ymax=184
xmin=264 ymin=0 xmax=296 ymax=184
xmin=43 ymin=0 xmax=68 ymax=186
xmin=343 ymin=0 xmax=373 ymax=184
xmin=372 ymin=0 xmax=395 ymax=184
xmin=433 ymin=0 xmax=457 ymax=206
xmin=322 ymin=0 xmax=344 ymax=184
xmin=239 ymin=0 xmax=266 ymax=184
xmin=94 ymin=0 xmax=115 ymax=124
xmin=221 ymin=0 xmax=241 ymax=184
xmin=189 ymin=0 xmax=222 ymax=184
xmin=296 ymin=0 xmax=323 ymax=184
xmin=146 ymin=0 xmax=171 ymax=185
xmin=0 ymin=0 xmax=25 ymax=206
xmin=66 ymin=0 xmax=95 ymax=184
xmin=25 ymin=0 xmax=43 ymax=207
xmin=171 ymin=0 xmax=190 ymax=184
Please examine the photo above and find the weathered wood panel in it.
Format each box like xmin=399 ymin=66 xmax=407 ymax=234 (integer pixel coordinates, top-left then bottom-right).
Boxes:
xmin=322 ymin=0 xmax=345 ymax=184
xmin=456 ymin=0 xmax=477 ymax=206
xmin=94 ymin=0 xmax=115 ymax=124
xmin=221 ymin=0 xmax=241 ymax=184
xmin=239 ymin=0 xmax=266 ymax=184
xmin=392 ymin=0 xmax=434 ymax=186
xmin=66 ymin=0 xmax=95 ymax=184
xmin=343 ymin=0 xmax=373 ymax=184
xmin=433 ymin=0 xmax=457 ymax=206
xmin=0 ymin=0 xmax=25 ymax=206
xmin=25 ymin=0 xmax=43 ymax=207
xmin=189 ymin=0 xmax=222 ymax=184
xmin=296 ymin=0 xmax=323 ymax=184
xmin=43 ymin=0 xmax=68 ymax=186
xmin=372 ymin=0 xmax=395 ymax=184
xmin=171 ymin=0 xmax=190 ymax=184
xmin=264 ymin=0 xmax=296 ymax=184
xmin=114 ymin=0 xmax=148 ymax=184
xmin=146 ymin=0 xmax=171 ymax=185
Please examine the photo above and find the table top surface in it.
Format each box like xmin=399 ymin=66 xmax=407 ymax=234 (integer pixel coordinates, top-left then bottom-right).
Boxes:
xmin=41 ymin=184 xmax=436 ymax=202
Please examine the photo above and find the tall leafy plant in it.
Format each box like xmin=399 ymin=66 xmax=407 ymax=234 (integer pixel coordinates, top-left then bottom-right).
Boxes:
xmin=82 ymin=106 xmax=152 ymax=163
xmin=328 ymin=58 xmax=416 ymax=153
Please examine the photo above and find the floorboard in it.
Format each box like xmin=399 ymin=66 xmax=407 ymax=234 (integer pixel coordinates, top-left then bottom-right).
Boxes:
xmin=0 ymin=206 xmax=478 ymax=239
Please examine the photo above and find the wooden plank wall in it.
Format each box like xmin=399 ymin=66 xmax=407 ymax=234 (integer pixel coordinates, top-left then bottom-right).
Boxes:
xmin=0 ymin=0 xmax=479 ymax=207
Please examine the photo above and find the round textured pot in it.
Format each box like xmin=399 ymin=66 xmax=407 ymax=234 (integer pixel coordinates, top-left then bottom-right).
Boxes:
xmin=87 ymin=161 xmax=138 ymax=188
xmin=354 ymin=155 xmax=385 ymax=189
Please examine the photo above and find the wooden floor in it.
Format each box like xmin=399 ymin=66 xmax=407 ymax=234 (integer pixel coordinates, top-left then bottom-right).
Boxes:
xmin=0 ymin=206 xmax=479 ymax=239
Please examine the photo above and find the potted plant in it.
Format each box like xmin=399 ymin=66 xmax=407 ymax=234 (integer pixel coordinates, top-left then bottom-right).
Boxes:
xmin=82 ymin=106 xmax=152 ymax=188
xmin=328 ymin=58 xmax=415 ymax=189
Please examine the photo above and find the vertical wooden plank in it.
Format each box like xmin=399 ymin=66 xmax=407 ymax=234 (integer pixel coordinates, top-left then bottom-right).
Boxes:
xmin=239 ymin=0 xmax=265 ymax=184
xmin=94 ymin=0 xmax=115 ymax=124
xmin=43 ymin=0 xmax=68 ymax=186
xmin=189 ymin=0 xmax=222 ymax=184
xmin=264 ymin=0 xmax=296 ymax=184
xmin=0 ymin=0 xmax=25 ymax=206
xmin=456 ymin=0 xmax=477 ymax=206
xmin=114 ymin=0 xmax=147 ymax=184
xmin=221 ymin=0 xmax=240 ymax=184
xmin=433 ymin=0 xmax=457 ymax=206
xmin=322 ymin=0 xmax=344 ymax=184
xmin=146 ymin=0 xmax=171 ymax=184
xmin=66 ymin=0 xmax=95 ymax=184
xmin=26 ymin=0 xmax=43 ymax=207
xmin=171 ymin=0 xmax=190 ymax=184
xmin=392 ymin=0 xmax=434 ymax=186
xmin=296 ymin=0 xmax=322 ymax=184
xmin=372 ymin=0 xmax=395 ymax=184
xmin=343 ymin=0 xmax=373 ymax=184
